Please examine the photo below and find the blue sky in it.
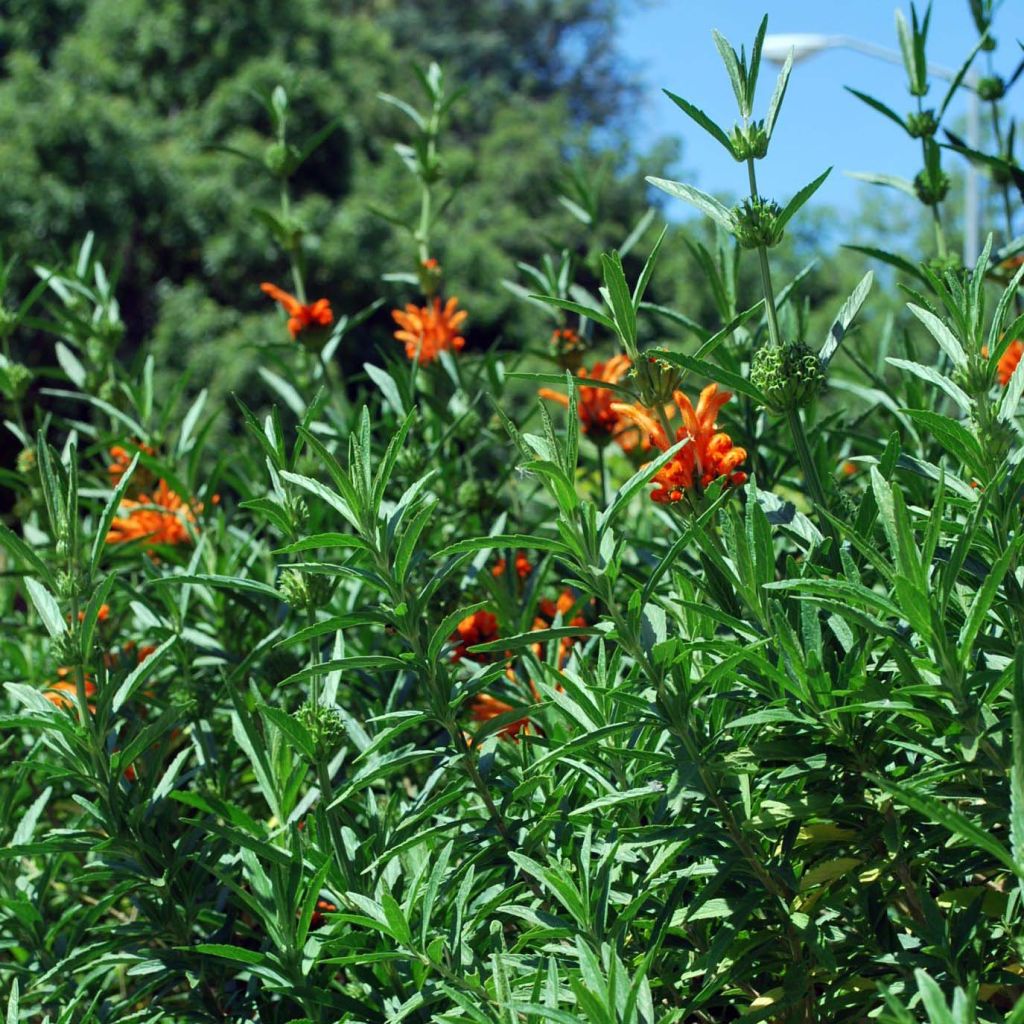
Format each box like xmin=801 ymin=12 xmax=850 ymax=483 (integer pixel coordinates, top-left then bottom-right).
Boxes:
xmin=619 ymin=0 xmax=1023 ymax=212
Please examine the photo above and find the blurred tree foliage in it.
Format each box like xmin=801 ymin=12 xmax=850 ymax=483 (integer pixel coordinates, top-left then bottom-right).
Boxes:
xmin=0 ymin=0 xmax=670 ymax=387
xmin=0 ymin=0 xmax=919 ymax=412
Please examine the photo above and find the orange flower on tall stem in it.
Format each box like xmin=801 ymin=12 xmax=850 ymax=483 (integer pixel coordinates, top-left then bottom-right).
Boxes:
xmin=392 ymin=296 xmax=467 ymax=364
xmin=260 ymin=282 xmax=333 ymax=340
xmin=539 ymin=355 xmax=632 ymax=448
xmin=106 ymin=479 xmax=200 ymax=549
xmin=613 ymin=384 xmax=747 ymax=504
xmin=450 ymin=609 xmax=500 ymax=664
xmin=998 ymin=340 xmax=1024 ymax=386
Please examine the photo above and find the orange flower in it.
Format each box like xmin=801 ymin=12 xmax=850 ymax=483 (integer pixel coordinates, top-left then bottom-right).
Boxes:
xmin=392 ymin=296 xmax=467 ymax=364
xmin=106 ymin=479 xmax=199 ymax=549
xmin=45 ymin=669 xmax=97 ymax=711
xmin=75 ymin=603 xmax=110 ymax=623
xmin=492 ymin=552 xmax=533 ymax=579
xmin=841 ymin=461 xmax=857 ymax=477
xmin=260 ymin=282 xmax=333 ymax=340
xmin=998 ymin=340 xmax=1024 ymax=386
xmin=469 ymin=692 xmax=534 ymax=739
xmin=612 ymin=384 xmax=747 ymax=503
xmin=451 ymin=609 xmax=500 ymax=663
xmin=108 ymin=441 xmax=156 ymax=481
xmin=309 ymin=897 xmax=338 ymax=930
xmin=539 ymin=355 xmax=633 ymax=448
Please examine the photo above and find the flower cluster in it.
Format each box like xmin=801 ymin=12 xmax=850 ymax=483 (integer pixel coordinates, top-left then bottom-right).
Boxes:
xmin=614 ymin=384 xmax=747 ymax=503
xmin=392 ymin=295 xmax=468 ymax=364
xmin=106 ymin=478 xmax=202 ymax=549
xmin=260 ymin=282 xmax=334 ymax=340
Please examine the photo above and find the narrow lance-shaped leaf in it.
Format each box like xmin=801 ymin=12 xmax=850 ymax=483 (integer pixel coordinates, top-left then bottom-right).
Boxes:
xmin=663 ymin=89 xmax=736 ymax=157
xmin=645 ymin=178 xmax=736 ymax=232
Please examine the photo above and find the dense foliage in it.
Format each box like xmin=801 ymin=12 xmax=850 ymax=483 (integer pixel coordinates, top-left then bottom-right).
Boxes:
xmin=3 ymin=2 xmax=1024 ymax=1022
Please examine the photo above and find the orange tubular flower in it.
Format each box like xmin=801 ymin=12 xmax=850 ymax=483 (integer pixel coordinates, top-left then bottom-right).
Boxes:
xmin=613 ymin=384 xmax=747 ymax=503
xmin=539 ymin=355 xmax=633 ymax=448
xmin=470 ymin=692 xmax=534 ymax=739
xmin=392 ymin=296 xmax=467 ymax=364
xmin=106 ymin=479 xmax=199 ymax=549
xmin=492 ymin=552 xmax=533 ymax=580
xmin=998 ymin=340 xmax=1024 ymax=386
xmin=260 ymin=282 xmax=333 ymax=340
xmin=108 ymin=441 xmax=156 ymax=481
xmin=451 ymin=610 xmax=500 ymax=664
xmin=45 ymin=669 xmax=97 ymax=712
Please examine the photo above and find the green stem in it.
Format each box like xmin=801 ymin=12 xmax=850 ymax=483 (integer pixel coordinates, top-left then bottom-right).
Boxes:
xmin=746 ymin=159 xmax=783 ymax=348
xmin=596 ymin=443 xmax=608 ymax=508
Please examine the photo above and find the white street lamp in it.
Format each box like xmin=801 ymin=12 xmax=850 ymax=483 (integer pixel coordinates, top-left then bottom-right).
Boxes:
xmin=763 ymin=33 xmax=981 ymax=265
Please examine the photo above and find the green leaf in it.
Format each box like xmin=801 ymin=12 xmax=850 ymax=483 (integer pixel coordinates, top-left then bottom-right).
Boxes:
xmin=820 ymin=270 xmax=873 ymax=365
xmin=907 ymin=303 xmax=967 ymax=367
xmin=765 ymin=51 xmax=793 ymax=140
xmin=777 ymin=167 xmax=831 ymax=230
xmin=645 ymin=178 xmax=735 ymax=232
xmin=844 ymin=88 xmax=907 ymax=131
xmin=663 ymin=90 xmax=735 ymax=157
xmin=870 ymin=773 xmax=1021 ymax=877
xmin=25 ymin=578 xmax=65 ymax=639
xmin=191 ymin=943 xmax=265 ymax=966
xmin=886 ymin=358 xmax=972 ymax=414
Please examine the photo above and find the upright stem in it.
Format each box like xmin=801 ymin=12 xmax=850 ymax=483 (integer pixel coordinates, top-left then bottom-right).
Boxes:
xmin=746 ymin=160 xmax=783 ymax=349
xmin=596 ymin=443 xmax=608 ymax=508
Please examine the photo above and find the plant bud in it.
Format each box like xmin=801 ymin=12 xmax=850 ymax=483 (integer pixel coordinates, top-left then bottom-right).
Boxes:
xmin=417 ymin=257 xmax=443 ymax=297
xmin=264 ymin=141 xmax=299 ymax=177
xmin=977 ymin=75 xmax=1005 ymax=101
xmin=50 ymin=630 xmax=78 ymax=667
xmin=633 ymin=354 xmax=683 ymax=408
xmin=913 ymin=168 xmax=950 ymax=206
xmin=750 ymin=341 xmax=826 ymax=413
xmin=278 ymin=568 xmax=333 ymax=609
xmin=730 ymin=120 xmax=770 ymax=160
xmin=0 ymin=361 xmax=33 ymax=401
xmin=550 ymin=327 xmax=585 ymax=371
xmin=16 ymin=447 xmax=36 ymax=475
xmin=456 ymin=480 xmax=485 ymax=509
xmin=732 ymin=196 xmax=784 ymax=249
xmin=905 ymin=110 xmax=937 ymax=139
xmin=0 ymin=305 xmax=16 ymax=341
xmin=296 ymin=701 xmax=346 ymax=756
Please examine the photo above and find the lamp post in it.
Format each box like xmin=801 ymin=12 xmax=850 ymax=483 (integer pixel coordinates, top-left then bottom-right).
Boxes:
xmin=763 ymin=33 xmax=980 ymax=264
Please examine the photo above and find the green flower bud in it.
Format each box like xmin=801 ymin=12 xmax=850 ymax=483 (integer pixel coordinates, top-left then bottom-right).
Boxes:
xmin=732 ymin=196 xmax=784 ymax=249
xmin=50 ymin=629 xmax=78 ymax=667
xmin=914 ymin=167 xmax=950 ymax=206
xmin=730 ymin=120 xmax=770 ymax=161
xmin=16 ymin=447 xmax=36 ymax=476
xmin=0 ymin=361 xmax=33 ymax=401
xmin=296 ymin=701 xmax=346 ymax=756
xmin=905 ymin=109 xmax=938 ymax=139
xmin=633 ymin=354 xmax=683 ymax=408
xmin=278 ymin=568 xmax=334 ymax=609
xmin=924 ymin=252 xmax=961 ymax=276
xmin=977 ymin=75 xmax=1005 ymax=102
xmin=750 ymin=341 xmax=826 ymax=414
xmin=456 ymin=480 xmax=485 ymax=509
xmin=264 ymin=141 xmax=300 ymax=177
xmin=0 ymin=305 xmax=17 ymax=341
